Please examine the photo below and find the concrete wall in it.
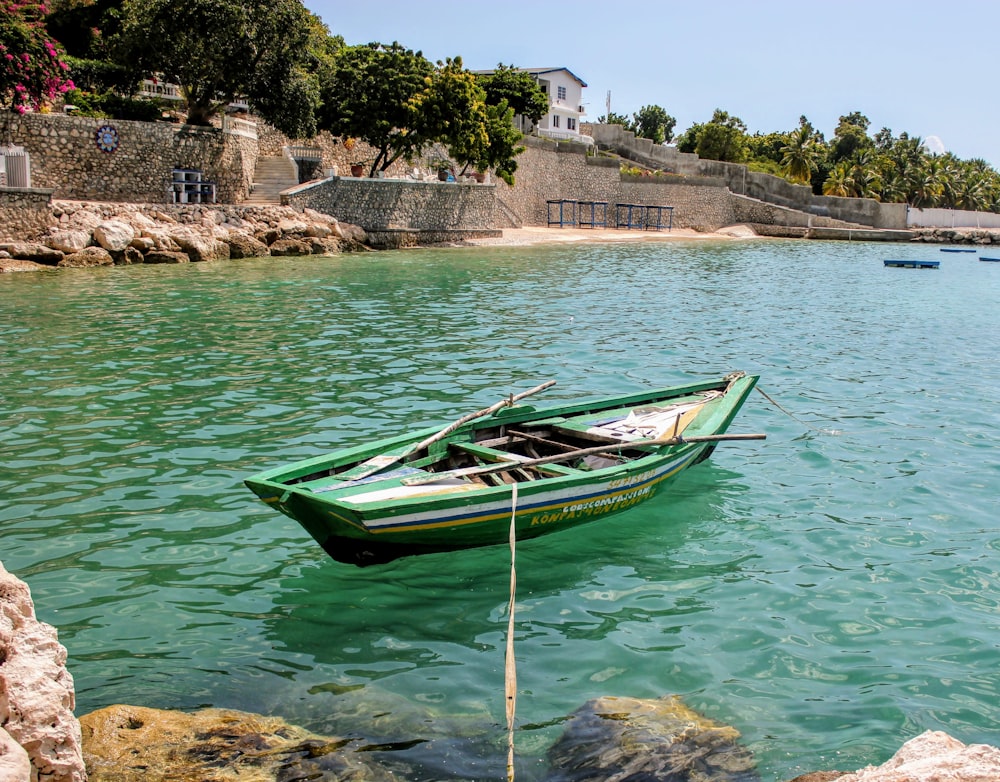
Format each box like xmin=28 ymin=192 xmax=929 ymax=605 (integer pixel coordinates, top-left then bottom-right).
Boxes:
xmin=588 ymin=122 xmax=909 ymax=230
xmin=0 ymin=111 xmax=257 ymax=203
xmin=907 ymin=206 xmax=1000 ymax=229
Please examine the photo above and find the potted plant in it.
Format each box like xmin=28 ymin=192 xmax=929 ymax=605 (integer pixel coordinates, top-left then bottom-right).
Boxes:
xmin=350 ymin=162 xmax=365 ymax=177
xmin=432 ymin=157 xmax=454 ymax=182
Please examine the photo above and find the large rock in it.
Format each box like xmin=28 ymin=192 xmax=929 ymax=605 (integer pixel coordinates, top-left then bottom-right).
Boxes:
xmin=0 ymin=258 xmax=52 ymax=273
xmin=46 ymin=229 xmax=92 ymax=254
xmin=140 ymin=230 xmax=182 ymax=252
xmin=79 ymin=705 xmax=394 ymax=782
xmin=224 ymin=232 xmax=270 ymax=259
xmin=547 ymin=695 xmax=759 ymax=782
xmin=111 ymin=246 xmax=144 ymax=265
xmin=829 ymin=730 xmax=1000 ymax=781
xmin=0 ymin=562 xmax=86 ymax=782
xmin=0 ymin=242 xmax=64 ymax=265
xmin=268 ymin=237 xmax=313 ymax=256
xmin=0 ymin=727 xmax=31 ymax=781
xmin=144 ymin=250 xmax=190 ymax=264
xmin=276 ymin=218 xmax=310 ymax=236
xmin=93 ymin=220 xmax=135 ymax=252
xmin=171 ymin=234 xmax=230 ymax=262
xmin=58 ymin=246 xmax=114 ymax=267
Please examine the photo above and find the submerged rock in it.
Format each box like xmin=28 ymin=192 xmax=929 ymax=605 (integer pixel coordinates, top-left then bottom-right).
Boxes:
xmin=546 ymin=695 xmax=759 ymax=782
xmin=58 ymin=246 xmax=114 ymax=267
xmin=80 ymin=704 xmax=395 ymax=782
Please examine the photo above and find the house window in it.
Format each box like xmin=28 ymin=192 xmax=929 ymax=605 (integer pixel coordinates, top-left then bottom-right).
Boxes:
xmin=552 ymin=115 xmax=560 ymax=128
xmin=567 ymin=118 xmax=576 ymax=131
xmin=557 ymin=86 xmax=567 ymax=101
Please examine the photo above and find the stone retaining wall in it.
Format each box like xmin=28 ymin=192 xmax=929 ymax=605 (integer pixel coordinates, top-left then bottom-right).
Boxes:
xmin=0 ymin=111 xmax=257 ymax=204
xmin=0 ymin=187 xmax=55 ymax=240
xmin=496 ymin=138 xmax=737 ymax=231
xmin=283 ymin=176 xmax=511 ymax=231
xmin=3 ymin=115 xmax=892 ymax=240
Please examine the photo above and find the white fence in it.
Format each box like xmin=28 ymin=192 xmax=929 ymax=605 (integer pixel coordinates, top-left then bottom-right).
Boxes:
xmin=222 ymin=115 xmax=258 ymax=140
xmin=907 ymin=206 xmax=1000 ymax=229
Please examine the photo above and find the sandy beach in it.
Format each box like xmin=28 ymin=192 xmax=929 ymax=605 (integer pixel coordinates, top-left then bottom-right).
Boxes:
xmin=465 ymin=224 xmax=761 ymax=246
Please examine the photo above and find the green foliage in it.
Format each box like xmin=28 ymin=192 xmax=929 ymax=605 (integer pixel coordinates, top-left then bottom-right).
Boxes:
xmin=829 ymin=110 xmax=872 ymax=163
xmin=64 ymin=86 xmax=160 ymax=119
xmin=414 ymin=56 xmax=487 ymax=171
xmin=62 ymin=54 xmax=131 ymax=92
xmin=113 ymin=0 xmax=322 ymax=136
xmin=318 ymin=41 xmax=434 ymax=175
xmin=632 ymin=104 xmax=676 ymax=144
xmin=44 ymin=0 xmax=124 ymax=59
xmin=780 ymin=124 xmax=822 ymax=184
xmin=477 ymin=64 xmax=547 ymax=124
xmin=693 ymin=110 xmax=748 ymax=163
xmin=478 ymin=100 xmax=523 ymax=185
xmin=1 ymin=0 xmax=75 ymax=113
xmin=597 ymin=110 xmax=632 ymax=128
xmin=746 ymin=131 xmax=788 ymax=165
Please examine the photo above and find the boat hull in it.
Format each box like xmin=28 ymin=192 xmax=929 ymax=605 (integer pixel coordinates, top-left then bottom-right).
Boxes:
xmin=246 ymin=373 xmax=760 ymax=565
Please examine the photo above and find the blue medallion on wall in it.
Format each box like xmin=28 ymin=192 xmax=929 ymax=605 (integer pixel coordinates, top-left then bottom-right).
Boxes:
xmin=95 ymin=125 xmax=120 ymax=154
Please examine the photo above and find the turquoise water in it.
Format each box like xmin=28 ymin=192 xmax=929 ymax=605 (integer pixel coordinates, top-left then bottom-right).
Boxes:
xmin=2 ymin=240 xmax=999 ymax=780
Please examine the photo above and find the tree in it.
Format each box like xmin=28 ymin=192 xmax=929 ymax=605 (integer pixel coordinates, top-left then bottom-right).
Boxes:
xmin=44 ymin=0 xmax=124 ymax=59
xmin=691 ymin=109 xmax=748 ymax=162
xmin=478 ymin=101 xmax=524 ymax=185
xmin=407 ymin=57 xmax=525 ymax=184
xmin=318 ymin=42 xmax=434 ymax=176
xmin=477 ymin=64 xmax=547 ymax=124
xmin=597 ymin=110 xmax=632 ymax=128
xmin=414 ymin=57 xmax=487 ymax=172
xmin=829 ymin=111 xmax=872 ymax=163
xmin=632 ymin=104 xmax=675 ymax=144
xmin=1 ymin=0 xmax=75 ymax=114
xmin=780 ymin=124 xmax=821 ymax=184
xmin=113 ymin=0 xmax=323 ymax=136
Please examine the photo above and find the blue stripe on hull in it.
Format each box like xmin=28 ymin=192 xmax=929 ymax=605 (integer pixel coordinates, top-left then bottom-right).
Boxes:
xmin=358 ymin=449 xmax=701 ymax=535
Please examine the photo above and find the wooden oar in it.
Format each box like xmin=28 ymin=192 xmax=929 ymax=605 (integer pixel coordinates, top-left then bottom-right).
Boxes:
xmin=401 ymin=432 xmax=766 ymax=486
xmin=342 ymin=380 xmax=557 ymax=481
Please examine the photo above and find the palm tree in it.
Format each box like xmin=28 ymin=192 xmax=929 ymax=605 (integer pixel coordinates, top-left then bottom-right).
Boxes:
xmin=823 ymin=161 xmax=854 ymax=197
xmin=851 ymin=150 xmax=884 ymax=200
xmin=780 ymin=125 xmax=820 ymax=185
xmin=909 ymin=158 xmax=944 ymax=208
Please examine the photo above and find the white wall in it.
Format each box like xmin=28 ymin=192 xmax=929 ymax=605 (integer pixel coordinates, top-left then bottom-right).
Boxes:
xmin=907 ymin=206 xmax=1000 ymax=229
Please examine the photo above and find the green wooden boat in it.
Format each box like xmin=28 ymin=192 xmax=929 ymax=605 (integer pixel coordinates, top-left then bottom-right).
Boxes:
xmin=245 ymin=372 xmax=762 ymax=566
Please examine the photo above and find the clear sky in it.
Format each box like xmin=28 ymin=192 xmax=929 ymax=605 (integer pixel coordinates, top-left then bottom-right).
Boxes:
xmin=304 ymin=0 xmax=1000 ymax=167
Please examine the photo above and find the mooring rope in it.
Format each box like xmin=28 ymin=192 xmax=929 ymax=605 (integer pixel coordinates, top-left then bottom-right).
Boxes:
xmin=505 ymin=481 xmax=518 ymax=782
xmin=756 ymin=386 xmax=842 ymax=436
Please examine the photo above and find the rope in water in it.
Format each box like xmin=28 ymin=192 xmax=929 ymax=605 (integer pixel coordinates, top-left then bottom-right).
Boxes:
xmin=756 ymin=386 xmax=842 ymax=436
xmin=505 ymin=481 xmax=518 ymax=782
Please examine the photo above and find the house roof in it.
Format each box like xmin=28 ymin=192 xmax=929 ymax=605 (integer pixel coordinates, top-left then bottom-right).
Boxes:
xmin=472 ymin=67 xmax=588 ymax=88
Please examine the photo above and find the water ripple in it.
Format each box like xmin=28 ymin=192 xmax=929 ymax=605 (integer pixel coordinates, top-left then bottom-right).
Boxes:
xmin=2 ymin=244 xmax=999 ymax=780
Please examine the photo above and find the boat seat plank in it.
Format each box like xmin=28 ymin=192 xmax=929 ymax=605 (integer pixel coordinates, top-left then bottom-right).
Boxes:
xmin=450 ymin=442 xmax=582 ymax=475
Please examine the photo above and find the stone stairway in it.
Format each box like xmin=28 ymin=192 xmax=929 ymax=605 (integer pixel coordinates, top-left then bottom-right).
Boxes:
xmin=246 ymin=155 xmax=298 ymax=204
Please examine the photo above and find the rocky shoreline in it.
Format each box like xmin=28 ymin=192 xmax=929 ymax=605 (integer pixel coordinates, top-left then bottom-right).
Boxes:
xmin=0 ymin=200 xmax=370 ymax=273
xmin=909 ymin=226 xmax=1000 ymax=245
xmin=4 ymin=561 xmax=1000 ymax=782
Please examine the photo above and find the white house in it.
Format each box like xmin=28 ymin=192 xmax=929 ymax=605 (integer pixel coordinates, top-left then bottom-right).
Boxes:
xmin=474 ymin=67 xmax=592 ymax=144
